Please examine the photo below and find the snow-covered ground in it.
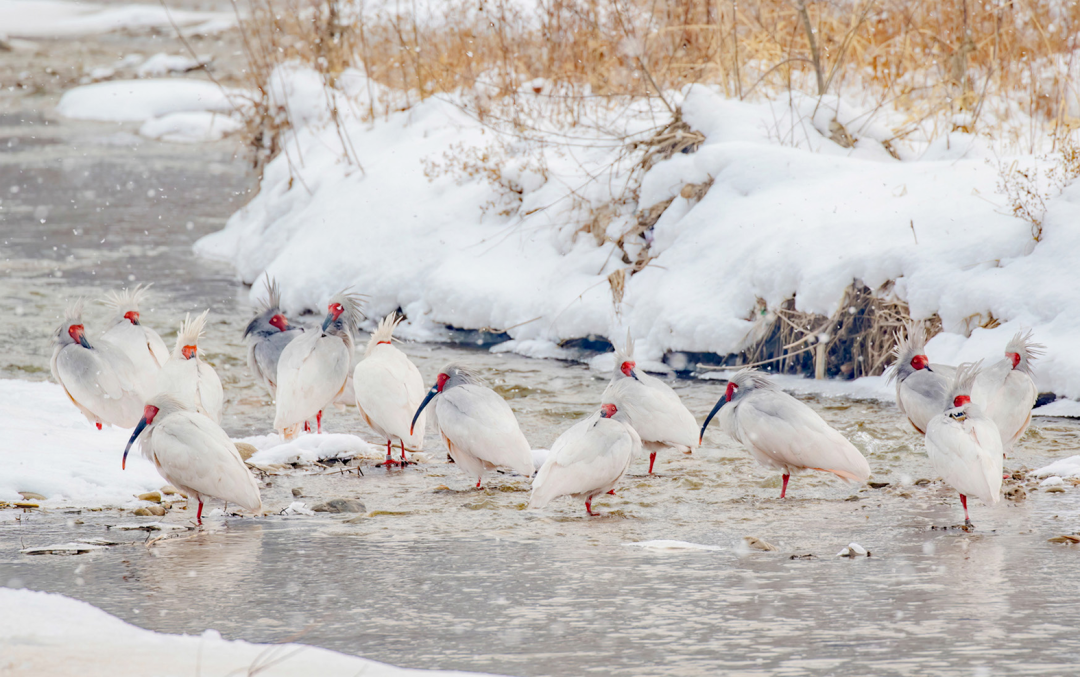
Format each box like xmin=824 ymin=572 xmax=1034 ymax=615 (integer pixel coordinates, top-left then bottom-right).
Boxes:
xmin=0 ymin=588 xmax=496 ymax=676
xmin=0 ymin=0 xmax=233 ymax=38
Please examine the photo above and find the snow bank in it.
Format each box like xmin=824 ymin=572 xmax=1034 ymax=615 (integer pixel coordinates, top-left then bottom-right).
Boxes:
xmin=0 ymin=380 xmax=165 ymax=506
xmin=243 ymin=431 xmax=379 ymax=468
xmin=136 ymin=53 xmax=202 ymax=78
xmin=139 ymin=111 xmax=243 ymax=143
xmin=196 ymin=67 xmax=1080 ymax=396
xmin=0 ymin=0 xmax=233 ymax=38
xmin=1034 ymin=456 xmax=1080 ymax=479
xmin=57 ymin=79 xmax=240 ymax=122
xmin=0 ymin=588 xmax=496 ymax=677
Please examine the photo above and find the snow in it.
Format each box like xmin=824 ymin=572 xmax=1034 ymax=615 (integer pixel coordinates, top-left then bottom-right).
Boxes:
xmin=1033 ymin=399 xmax=1080 ymax=418
xmin=0 ymin=0 xmax=234 ymax=38
xmin=136 ymin=53 xmax=202 ymax=78
xmin=56 ymin=79 xmax=241 ymax=123
xmin=139 ymin=111 xmax=243 ymax=143
xmin=0 ymin=379 xmax=166 ymax=507
xmin=1034 ymin=457 xmax=1080 ymax=479
xmin=623 ymin=540 xmax=724 ymax=552
xmin=196 ymin=66 xmax=1080 ymax=397
xmin=0 ymin=588 xmax=496 ymax=676
xmin=243 ymin=431 xmax=379 ymax=469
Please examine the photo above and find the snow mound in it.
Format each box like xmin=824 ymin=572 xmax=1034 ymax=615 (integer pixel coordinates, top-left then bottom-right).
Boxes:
xmin=0 ymin=379 xmax=165 ymax=507
xmin=0 ymin=0 xmax=234 ymax=38
xmin=139 ymin=111 xmax=243 ymax=143
xmin=0 ymin=588 xmax=497 ymax=676
xmin=623 ymin=540 xmax=724 ymax=552
xmin=1033 ymin=400 xmax=1080 ymax=418
xmin=56 ymin=79 xmax=240 ymax=122
xmin=1034 ymin=456 xmax=1080 ymax=479
xmin=136 ymin=53 xmax=203 ymax=78
xmin=243 ymin=432 xmax=379 ymax=468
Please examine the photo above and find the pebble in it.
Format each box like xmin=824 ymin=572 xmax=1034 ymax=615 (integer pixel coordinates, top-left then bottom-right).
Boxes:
xmin=137 ymin=491 xmax=162 ymax=503
xmin=1045 ymin=486 xmax=1067 ymax=493
xmin=1004 ymin=486 xmax=1027 ymax=502
xmin=15 ymin=502 xmax=40 ymax=509
xmin=312 ymin=498 xmax=366 ymax=513
xmin=134 ymin=505 xmax=166 ymax=517
xmin=291 ymin=487 xmax=304 ymax=497
xmin=160 ymin=485 xmax=179 ymax=495
xmin=1048 ymin=534 xmax=1080 ymax=544
xmin=18 ymin=492 xmax=46 ymax=501
xmin=235 ymin=442 xmax=258 ymax=461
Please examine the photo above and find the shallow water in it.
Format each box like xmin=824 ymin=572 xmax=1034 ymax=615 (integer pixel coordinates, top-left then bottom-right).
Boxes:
xmin=5 ymin=24 xmax=1080 ymax=677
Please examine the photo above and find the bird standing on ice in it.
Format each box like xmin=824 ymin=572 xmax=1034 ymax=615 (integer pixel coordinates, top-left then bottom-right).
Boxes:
xmin=353 ymin=312 xmax=427 ymax=467
xmin=123 ymin=394 xmax=262 ymax=525
xmin=154 ymin=310 xmax=224 ymax=423
xmin=274 ymin=291 xmax=363 ymax=439
xmin=529 ymin=403 xmax=640 ymax=515
xmin=100 ymin=284 xmax=170 ymax=396
xmin=51 ymin=301 xmax=144 ymax=429
xmin=888 ymin=320 xmax=954 ymax=435
xmin=410 ymin=365 xmax=533 ymax=488
xmin=699 ymin=369 xmax=871 ymax=497
xmin=244 ymin=276 xmax=304 ymax=399
xmin=601 ymin=334 xmax=698 ymax=473
xmin=970 ymin=330 xmax=1043 ymax=454
xmin=925 ymin=362 xmax=1003 ymax=528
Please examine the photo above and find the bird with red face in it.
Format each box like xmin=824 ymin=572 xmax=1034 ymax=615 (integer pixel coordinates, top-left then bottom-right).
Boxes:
xmin=925 ymin=362 xmax=1002 ymax=528
xmin=243 ymin=276 xmax=304 ymax=400
xmin=410 ymin=364 xmax=533 ymax=488
xmin=600 ymin=333 xmax=698 ymax=474
xmin=154 ymin=310 xmax=224 ymax=423
xmin=100 ymin=284 xmax=170 ymax=397
xmin=274 ymin=291 xmax=364 ymax=439
xmin=970 ymin=330 xmax=1043 ymax=454
xmin=51 ymin=301 xmax=144 ymax=429
xmin=888 ymin=320 xmax=956 ymax=435
xmin=699 ymin=369 xmax=871 ymax=498
xmin=529 ymin=403 xmax=641 ymax=515
xmin=123 ymin=394 xmax=262 ymax=525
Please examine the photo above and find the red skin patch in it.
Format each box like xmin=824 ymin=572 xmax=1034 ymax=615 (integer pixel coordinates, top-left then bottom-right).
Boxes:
xmin=725 ymin=382 xmax=737 ymax=401
xmin=269 ymin=314 xmax=289 ymax=332
xmin=124 ymin=311 xmax=139 ymax=325
xmin=620 ymin=361 xmax=635 ymax=377
xmin=68 ymin=324 xmax=85 ymax=343
xmin=182 ymin=345 xmax=197 ymax=360
xmin=436 ymin=373 xmax=449 ymax=392
xmin=143 ymin=404 xmax=160 ymax=424
xmin=600 ymin=403 xmax=617 ymax=418
xmin=328 ymin=303 xmax=344 ymax=322
xmin=953 ymin=395 xmax=971 ymax=408
xmin=1009 ymin=352 xmax=1021 ymax=369
xmin=910 ymin=354 xmax=929 ymax=370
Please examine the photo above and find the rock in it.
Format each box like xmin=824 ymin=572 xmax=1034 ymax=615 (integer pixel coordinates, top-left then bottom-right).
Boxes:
xmin=137 ymin=491 xmax=162 ymax=503
xmin=867 ymin=482 xmax=889 ymax=489
xmin=312 ymin=498 xmax=366 ymax=513
xmin=133 ymin=505 xmax=166 ymax=517
xmin=133 ymin=507 xmax=155 ymax=516
xmin=914 ymin=478 xmax=932 ymax=486
xmin=291 ymin=487 xmax=303 ymax=498
xmin=1048 ymin=535 xmax=1080 ymax=544
xmin=837 ymin=542 xmax=870 ymax=558
xmin=1046 ymin=486 xmax=1067 ymax=493
xmin=235 ymin=442 xmax=258 ymax=461
xmin=18 ymin=491 xmax=46 ymax=501
xmin=743 ymin=536 xmax=777 ymax=551
xmin=14 ymin=502 xmax=39 ymax=509
xmin=1004 ymin=486 xmax=1027 ymax=502
xmin=160 ymin=485 xmax=179 ymax=495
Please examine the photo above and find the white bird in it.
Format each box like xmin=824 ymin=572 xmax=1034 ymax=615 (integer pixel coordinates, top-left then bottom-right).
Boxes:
xmin=971 ymin=330 xmax=1043 ymax=454
xmin=601 ymin=334 xmax=698 ymax=473
xmin=123 ymin=394 xmax=262 ymax=525
xmin=888 ymin=320 xmax=955 ymax=435
xmin=529 ymin=403 xmax=640 ymax=515
xmin=353 ymin=312 xmax=426 ymax=467
xmin=410 ymin=364 xmax=533 ymax=488
xmin=243 ymin=276 xmax=304 ymax=399
xmin=51 ymin=301 xmax=144 ymax=429
xmin=699 ymin=368 xmax=871 ymax=497
xmin=154 ymin=310 xmax=224 ymax=422
xmin=100 ymin=284 xmax=170 ymax=396
xmin=274 ymin=291 xmax=363 ymax=439
xmin=925 ymin=362 xmax=1003 ymax=528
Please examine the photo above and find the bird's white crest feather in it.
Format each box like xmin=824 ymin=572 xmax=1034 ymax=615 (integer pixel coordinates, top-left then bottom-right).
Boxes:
xmin=886 ymin=320 xmax=929 ymax=385
xmin=948 ymin=361 xmax=982 ymax=403
xmin=364 ymin=311 xmax=403 ymax=357
xmin=614 ymin=330 xmax=635 ymax=366
xmin=257 ymin=275 xmax=283 ymax=313
xmin=327 ymin=290 xmax=366 ymax=332
xmin=1005 ymin=329 xmax=1044 ymax=375
xmin=101 ymin=283 xmax=152 ymax=314
xmin=64 ymin=299 xmax=85 ymax=323
xmin=173 ymin=310 xmax=209 ymax=358
xmin=729 ymin=367 xmax=776 ymax=391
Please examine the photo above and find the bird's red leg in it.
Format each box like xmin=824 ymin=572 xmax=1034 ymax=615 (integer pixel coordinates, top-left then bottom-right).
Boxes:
xmin=648 ymin=452 xmax=657 ymax=474
xmin=382 ymin=440 xmax=401 ymax=467
xmin=960 ymin=493 xmax=972 ymax=527
xmin=780 ymin=474 xmax=790 ymax=499
xmin=607 ymin=490 xmax=616 ymax=495
xmin=304 ymin=421 xmax=311 ymax=433
xmin=400 ymin=440 xmax=408 ymax=464
xmin=95 ymin=422 xmax=102 ymax=431
xmin=585 ymin=498 xmax=594 ymax=516
xmin=196 ymin=501 xmax=204 ymax=526
xmin=316 ymin=410 xmax=322 ymax=434
xmin=476 ymin=477 xmax=482 ymax=489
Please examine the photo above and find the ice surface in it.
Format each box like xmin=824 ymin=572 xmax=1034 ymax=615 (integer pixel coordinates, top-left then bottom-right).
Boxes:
xmin=139 ymin=111 xmax=243 ymax=143
xmin=0 ymin=588 xmax=497 ymax=676
xmin=57 ymin=79 xmax=241 ymax=122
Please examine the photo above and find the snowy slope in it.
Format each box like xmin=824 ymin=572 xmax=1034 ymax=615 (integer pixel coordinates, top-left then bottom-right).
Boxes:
xmin=0 ymin=589 xmax=497 ymax=677
xmin=0 ymin=0 xmax=233 ymax=38
xmin=195 ymin=67 xmax=1080 ymax=397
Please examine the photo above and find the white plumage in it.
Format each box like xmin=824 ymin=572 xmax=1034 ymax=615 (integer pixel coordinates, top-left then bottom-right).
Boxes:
xmin=925 ymin=362 xmax=1003 ymax=526
xmin=353 ymin=313 xmax=427 ymax=465
xmin=700 ymin=369 xmax=871 ymax=497
xmin=124 ymin=395 xmax=261 ymax=524
xmin=970 ymin=330 xmax=1043 ymax=453
xmin=51 ymin=301 xmax=144 ymax=429
xmin=154 ymin=310 xmax=224 ymax=422
xmin=888 ymin=320 xmax=955 ymax=435
xmin=274 ymin=291 xmax=363 ymax=439
xmin=601 ymin=334 xmax=698 ymax=473
xmin=529 ymin=403 xmax=640 ymax=515
xmin=411 ymin=365 xmax=533 ymax=487
xmin=100 ymin=284 xmax=170 ymax=397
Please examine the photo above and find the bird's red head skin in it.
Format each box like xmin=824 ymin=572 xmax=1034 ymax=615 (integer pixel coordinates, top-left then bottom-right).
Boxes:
xmin=725 ymin=382 xmax=737 ymax=401
xmin=143 ymin=404 xmax=160 ymax=425
xmin=124 ymin=310 xmax=139 ymax=325
xmin=620 ymin=361 xmax=636 ymax=377
xmin=328 ymin=302 xmax=344 ymax=322
xmin=600 ymin=403 xmax=617 ymax=418
xmin=269 ymin=314 xmax=289 ymax=332
xmin=182 ymin=345 xmax=197 ymax=360
xmin=68 ymin=324 xmax=85 ymax=343
xmin=436 ymin=373 xmax=449 ymax=392
xmin=953 ymin=395 xmax=971 ymax=408
xmin=1009 ymin=352 xmax=1021 ymax=369
xmin=910 ymin=354 xmax=930 ymax=371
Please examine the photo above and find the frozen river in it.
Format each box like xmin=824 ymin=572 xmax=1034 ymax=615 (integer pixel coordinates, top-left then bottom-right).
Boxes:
xmin=4 ymin=27 xmax=1080 ymax=677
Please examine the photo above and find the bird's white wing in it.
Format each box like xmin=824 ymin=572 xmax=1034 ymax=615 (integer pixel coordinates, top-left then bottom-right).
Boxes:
xmin=731 ymin=391 xmax=871 ymax=481
xmin=197 ymin=361 xmax=225 ymax=423
xmin=925 ymin=413 xmax=1003 ymax=505
xmin=438 ymin=384 xmax=533 ymax=475
xmin=153 ymin=359 xmax=199 ymax=411
xmin=976 ymin=366 xmax=1036 ymax=451
xmin=897 ymin=369 xmax=951 ymax=434
xmin=530 ymin=417 xmax=637 ymax=508
xmin=147 ymin=411 xmax=262 ymax=511
xmin=144 ymin=327 xmax=171 ymax=367
xmin=602 ymin=375 xmax=697 ymax=450
xmin=274 ymin=333 xmax=349 ymax=429
xmin=353 ymin=346 xmax=426 ymax=445
xmin=55 ymin=346 xmax=143 ymax=427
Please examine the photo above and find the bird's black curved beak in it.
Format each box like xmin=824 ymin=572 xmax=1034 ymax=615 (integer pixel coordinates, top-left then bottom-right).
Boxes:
xmin=122 ymin=417 xmax=148 ymax=470
xmin=630 ymin=369 xmax=640 ymax=381
xmin=410 ymin=386 xmax=439 ymax=436
xmin=699 ymin=395 xmax=728 ymax=445
xmin=321 ymin=312 xmax=334 ymax=332
xmin=79 ymin=334 xmax=92 ymax=349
